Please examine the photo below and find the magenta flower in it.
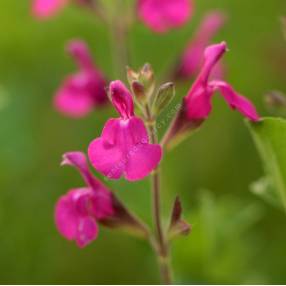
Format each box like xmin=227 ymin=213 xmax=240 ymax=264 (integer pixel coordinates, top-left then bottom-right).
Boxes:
xmin=184 ymin=42 xmax=260 ymax=121
xmin=54 ymin=40 xmax=107 ymax=118
xmin=138 ymin=0 xmax=193 ymax=33
xmin=88 ymin=80 xmax=162 ymax=181
xmin=32 ymin=0 xmax=68 ymax=19
xmin=163 ymin=42 xmax=260 ymax=148
xmin=176 ymin=11 xmax=226 ymax=79
xmin=55 ymin=152 xmax=114 ymax=247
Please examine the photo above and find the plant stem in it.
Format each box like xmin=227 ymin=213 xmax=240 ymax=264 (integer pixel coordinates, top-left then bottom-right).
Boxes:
xmin=108 ymin=0 xmax=129 ymax=79
xmin=146 ymin=106 xmax=173 ymax=285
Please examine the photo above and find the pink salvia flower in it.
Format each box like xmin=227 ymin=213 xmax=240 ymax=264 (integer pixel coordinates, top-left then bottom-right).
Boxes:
xmin=184 ymin=42 xmax=260 ymax=121
xmin=32 ymin=0 xmax=68 ymax=19
xmin=54 ymin=40 xmax=107 ymax=118
xmin=88 ymin=80 xmax=162 ymax=181
xmin=176 ymin=11 xmax=226 ymax=79
xmin=163 ymin=42 xmax=260 ymax=148
xmin=138 ymin=0 xmax=193 ymax=33
xmin=55 ymin=152 xmax=113 ymax=247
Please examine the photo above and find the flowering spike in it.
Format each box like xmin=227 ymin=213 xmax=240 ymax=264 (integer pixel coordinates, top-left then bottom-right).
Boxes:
xmin=88 ymin=81 xmax=162 ymax=181
xmin=53 ymin=40 xmax=107 ymax=118
xmin=138 ymin=0 xmax=193 ymax=33
xmin=32 ymin=0 xmax=68 ymax=19
xmin=176 ymin=11 xmax=226 ymax=79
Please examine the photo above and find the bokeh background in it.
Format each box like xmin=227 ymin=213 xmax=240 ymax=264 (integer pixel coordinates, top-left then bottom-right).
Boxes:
xmin=0 ymin=0 xmax=286 ymax=284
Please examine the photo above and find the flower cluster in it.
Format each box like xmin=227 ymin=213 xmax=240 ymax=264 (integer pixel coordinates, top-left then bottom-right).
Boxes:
xmin=33 ymin=0 xmax=261 ymax=283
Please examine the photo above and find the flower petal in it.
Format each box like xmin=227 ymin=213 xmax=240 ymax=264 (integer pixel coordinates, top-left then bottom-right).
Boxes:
xmin=54 ymin=74 xmax=95 ymax=118
xmin=125 ymin=143 xmax=162 ymax=181
xmin=55 ymin=188 xmax=99 ymax=248
xmin=55 ymin=189 xmax=78 ymax=241
xmin=88 ymin=117 xmax=162 ymax=181
xmin=61 ymin=151 xmax=101 ymax=190
xmin=75 ymin=216 xmax=98 ymax=248
xmin=198 ymin=42 xmax=227 ymax=85
xmin=32 ymin=0 xmax=68 ymax=19
xmin=124 ymin=117 xmax=162 ymax=180
xmin=88 ymin=119 xmax=125 ymax=179
xmin=67 ymin=40 xmax=96 ymax=72
xmin=210 ymin=80 xmax=260 ymax=121
xmin=90 ymin=191 xmax=114 ymax=220
xmin=185 ymin=86 xmax=214 ymax=120
xmin=138 ymin=0 xmax=193 ymax=33
xmin=109 ymin=81 xmax=134 ymax=119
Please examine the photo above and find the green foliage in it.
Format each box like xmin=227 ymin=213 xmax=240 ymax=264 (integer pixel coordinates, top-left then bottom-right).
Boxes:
xmin=247 ymin=117 xmax=286 ymax=213
xmin=173 ymin=190 xmax=265 ymax=284
xmin=1 ymin=0 xmax=286 ymax=284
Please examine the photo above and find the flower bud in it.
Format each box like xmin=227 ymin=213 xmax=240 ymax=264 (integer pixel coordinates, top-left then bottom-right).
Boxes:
xmin=139 ymin=63 xmax=155 ymax=98
xmin=152 ymin=82 xmax=175 ymax=116
xmin=127 ymin=66 xmax=139 ymax=85
xmin=168 ymin=196 xmax=191 ymax=240
xmin=126 ymin=63 xmax=155 ymax=107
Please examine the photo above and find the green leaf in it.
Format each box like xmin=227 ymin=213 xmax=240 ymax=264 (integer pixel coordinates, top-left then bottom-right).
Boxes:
xmin=247 ymin=117 xmax=286 ymax=213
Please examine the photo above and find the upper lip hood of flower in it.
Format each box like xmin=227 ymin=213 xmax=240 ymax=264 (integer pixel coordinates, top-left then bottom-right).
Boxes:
xmin=67 ymin=40 xmax=96 ymax=71
xmin=109 ymin=80 xmax=134 ymax=119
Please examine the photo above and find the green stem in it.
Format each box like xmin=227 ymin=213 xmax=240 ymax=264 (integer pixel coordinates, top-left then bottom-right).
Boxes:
xmin=108 ymin=0 xmax=129 ymax=79
xmin=146 ymin=106 xmax=173 ymax=285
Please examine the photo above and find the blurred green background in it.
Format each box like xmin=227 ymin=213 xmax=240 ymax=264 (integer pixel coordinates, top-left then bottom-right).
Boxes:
xmin=0 ymin=0 xmax=286 ymax=284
